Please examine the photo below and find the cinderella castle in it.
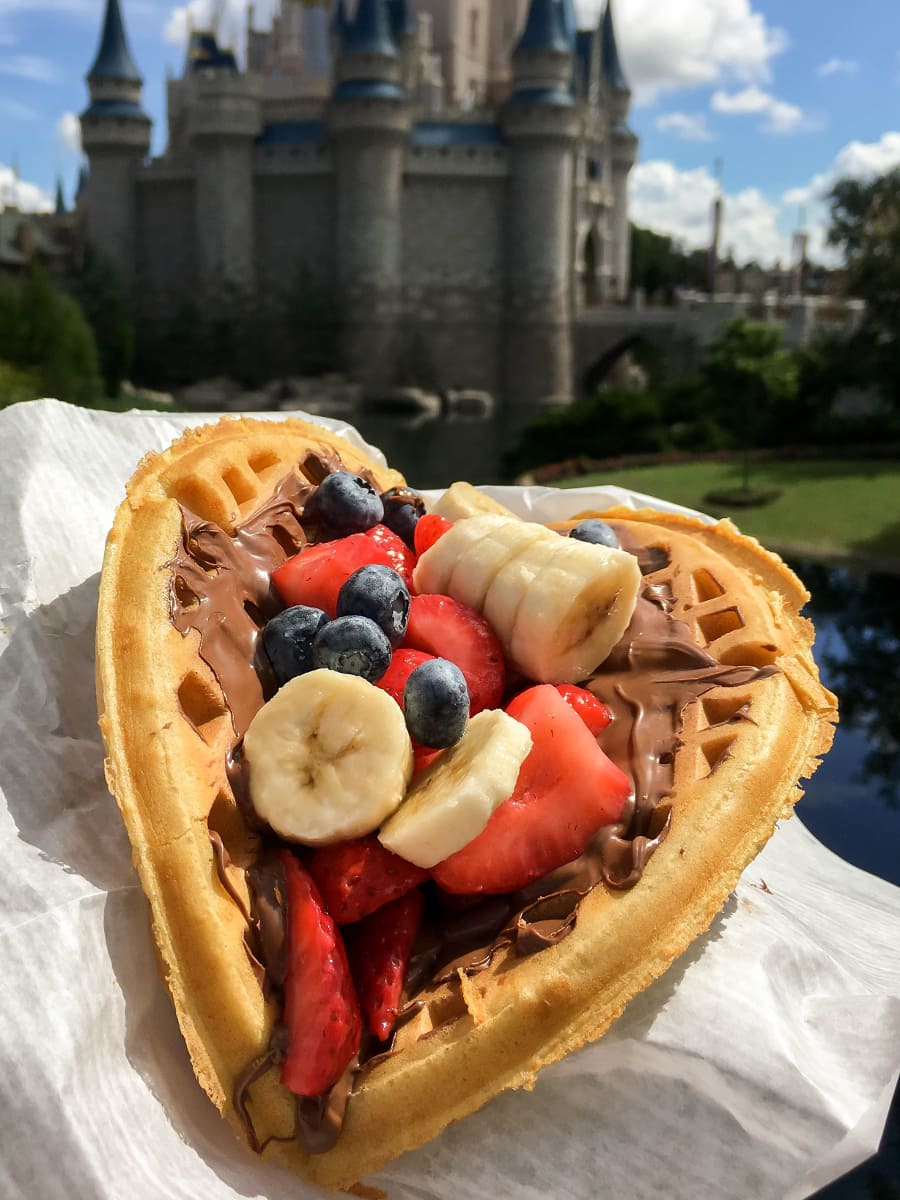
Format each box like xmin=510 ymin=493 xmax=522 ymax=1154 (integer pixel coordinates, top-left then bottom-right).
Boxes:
xmin=80 ymin=0 xmax=637 ymax=416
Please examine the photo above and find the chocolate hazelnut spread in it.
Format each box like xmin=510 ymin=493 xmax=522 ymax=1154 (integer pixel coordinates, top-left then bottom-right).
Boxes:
xmin=170 ymin=461 xmax=777 ymax=1154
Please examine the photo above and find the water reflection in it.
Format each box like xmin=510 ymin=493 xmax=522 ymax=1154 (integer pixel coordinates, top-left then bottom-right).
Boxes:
xmin=790 ymin=559 xmax=900 ymax=887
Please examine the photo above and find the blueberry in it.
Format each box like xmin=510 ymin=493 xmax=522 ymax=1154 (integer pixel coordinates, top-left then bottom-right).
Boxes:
xmin=337 ymin=565 xmax=410 ymax=646
xmin=308 ymin=471 xmax=384 ymax=534
xmin=263 ymin=605 xmax=330 ymax=686
xmin=403 ymin=659 xmax=469 ymax=749
xmin=381 ymin=487 xmax=425 ymax=550
xmin=568 ymin=519 xmax=619 ymax=549
xmin=312 ymin=615 xmax=392 ymax=683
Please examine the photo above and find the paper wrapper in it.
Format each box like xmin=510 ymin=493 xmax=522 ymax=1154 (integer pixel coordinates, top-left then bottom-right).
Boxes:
xmin=1 ymin=398 xmax=898 ymax=1200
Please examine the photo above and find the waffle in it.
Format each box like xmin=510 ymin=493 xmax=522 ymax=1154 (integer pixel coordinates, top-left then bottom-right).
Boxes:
xmin=96 ymin=418 xmax=837 ymax=1190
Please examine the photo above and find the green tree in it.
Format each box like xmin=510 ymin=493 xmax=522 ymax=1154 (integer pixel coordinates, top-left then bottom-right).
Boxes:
xmin=74 ymin=249 xmax=135 ymax=398
xmin=702 ymin=317 xmax=798 ymax=491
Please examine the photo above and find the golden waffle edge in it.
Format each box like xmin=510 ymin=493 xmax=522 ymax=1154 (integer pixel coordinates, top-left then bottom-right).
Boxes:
xmin=95 ymin=416 xmax=837 ymax=1189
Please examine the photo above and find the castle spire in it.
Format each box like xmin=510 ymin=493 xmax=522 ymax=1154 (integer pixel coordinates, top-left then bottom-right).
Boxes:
xmin=55 ymin=173 xmax=66 ymax=215
xmin=87 ymin=0 xmax=142 ymax=84
xmin=344 ymin=0 xmax=397 ymax=57
xmin=331 ymin=0 xmax=350 ymax=40
xmin=387 ymin=0 xmax=416 ymax=38
xmin=601 ymin=0 xmax=629 ymax=93
xmin=516 ymin=0 xmax=572 ymax=55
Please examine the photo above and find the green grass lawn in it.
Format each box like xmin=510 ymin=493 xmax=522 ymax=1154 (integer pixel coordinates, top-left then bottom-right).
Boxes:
xmin=558 ymin=459 xmax=900 ymax=565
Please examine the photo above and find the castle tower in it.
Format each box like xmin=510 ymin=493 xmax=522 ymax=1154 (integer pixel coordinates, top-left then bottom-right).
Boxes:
xmin=79 ymin=0 xmax=150 ymax=281
xmin=186 ymin=39 xmax=261 ymax=300
xmin=388 ymin=0 xmax=418 ymax=92
xmin=602 ymin=0 xmax=636 ymax=301
xmin=329 ymin=0 xmax=411 ymax=391
xmin=502 ymin=0 xmax=578 ymax=417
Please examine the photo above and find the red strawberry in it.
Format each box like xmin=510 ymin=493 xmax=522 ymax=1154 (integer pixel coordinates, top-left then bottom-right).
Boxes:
xmin=414 ymin=745 xmax=442 ymax=774
xmin=376 ymin=648 xmax=435 ymax=708
xmin=272 ymin=533 xmax=395 ymax=617
xmin=414 ymin=513 xmax=453 ymax=557
xmin=403 ymin=594 xmax=505 ymax=714
xmin=305 ymin=835 xmax=429 ymax=925
xmin=432 ymin=685 xmax=631 ymax=895
xmin=345 ymin=889 xmax=425 ymax=1041
xmin=364 ymin=524 xmax=416 ymax=589
xmin=554 ymin=683 xmax=613 ymax=736
xmin=279 ymin=850 xmax=362 ymax=1097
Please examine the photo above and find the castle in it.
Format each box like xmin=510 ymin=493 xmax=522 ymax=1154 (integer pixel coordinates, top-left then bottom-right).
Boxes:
xmin=80 ymin=0 xmax=636 ymax=418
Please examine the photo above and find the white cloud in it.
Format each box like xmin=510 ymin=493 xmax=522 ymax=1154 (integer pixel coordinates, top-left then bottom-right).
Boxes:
xmin=56 ymin=111 xmax=82 ymax=156
xmin=0 ymin=54 xmax=60 ymax=83
xmin=630 ymin=159 xmax=787 ymax=265
xmin=817 ymin=57 xmax=858 ymax=78
xmin=0 ymin=161 xmax=53 ymax=212
xmin=711 ymin=85 xmax=805 ymax=134
xmin=164 ymin=0 xmax=279 ymax=53
xmin=576 ymin=0 xmax=787 ymax=104
xmin=655 ymin=111 xmax=714 ymax=141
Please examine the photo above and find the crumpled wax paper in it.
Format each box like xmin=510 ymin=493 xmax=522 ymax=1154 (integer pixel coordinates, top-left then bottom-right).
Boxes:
xmin=1 ymin=398 xmax=898 ymax=1200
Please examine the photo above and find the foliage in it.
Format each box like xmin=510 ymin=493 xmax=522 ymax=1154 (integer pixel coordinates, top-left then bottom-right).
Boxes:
xmin=0 ymin=359 xmax=40 ymax=409
xmin=0 ymin=266 xmax=103 ymax=406
xmin=630 ymin=225 xmax=708 ymax=300
xmin=73 ymin=248 xmax=135 ymax=397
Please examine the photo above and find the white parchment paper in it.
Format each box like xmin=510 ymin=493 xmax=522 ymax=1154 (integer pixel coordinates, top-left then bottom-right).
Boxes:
xmin=1 ymin=398 xmax=898 ymax=1200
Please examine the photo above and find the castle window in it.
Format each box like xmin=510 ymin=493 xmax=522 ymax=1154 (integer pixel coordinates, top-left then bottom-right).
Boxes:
xmin=469 ymin=9 xmax=479 ymax=52
xmin=588 ymin=158 xmax=602 ymax=182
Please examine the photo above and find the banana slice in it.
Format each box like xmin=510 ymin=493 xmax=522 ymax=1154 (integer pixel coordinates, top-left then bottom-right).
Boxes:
xmin=243 ymin=669 xmax=413 ymax=845
xmin=429 ymin=481 xmax=519 ymax=522
xmin=378 ymin=710 xmax=532 ymax=868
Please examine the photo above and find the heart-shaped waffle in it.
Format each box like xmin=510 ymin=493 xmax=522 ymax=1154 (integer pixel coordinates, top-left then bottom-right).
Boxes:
xmin=96 ymin=417 xmax=836 ymax=1189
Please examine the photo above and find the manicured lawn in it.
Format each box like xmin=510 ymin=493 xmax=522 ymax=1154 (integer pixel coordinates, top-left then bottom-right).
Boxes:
xmin=558 ymin=459 xmax=900 ymax=564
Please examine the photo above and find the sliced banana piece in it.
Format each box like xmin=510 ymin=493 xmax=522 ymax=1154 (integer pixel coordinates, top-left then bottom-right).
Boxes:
xmin=411 ymin=511 xmax=498 ymax=598
xmin=243 ymin=669 xmax=413 ymax=845
xmin=378 ymin=710 xmax=532 ymax=869
xmin=429 ymin=481 xmax=519 ymax=523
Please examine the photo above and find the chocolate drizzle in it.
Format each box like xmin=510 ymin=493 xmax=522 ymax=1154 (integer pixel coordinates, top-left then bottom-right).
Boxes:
xmin=169 ymin=469 xmax=779 ymax=1154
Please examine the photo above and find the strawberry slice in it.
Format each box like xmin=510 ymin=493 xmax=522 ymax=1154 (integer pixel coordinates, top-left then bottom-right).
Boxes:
xmin=376 ymin=648 xmax=435 ymax=708
xmin=364 ymin=524 xmax=416 ymax=589
xmin=555 ymin=683 xmax=613 ymax=736
xmin=414 ymin=513 xmax=453 ymax=557
xmin=402 ymin=593 xmax=505 ymax=714
xmin=279 ymin=850 xmax=362 ymax=1097
xmin=345 ymin=889 xmax=425 ymax=1041
xmin=432 ymin=685 xmax=631 ymax=895
xmin=273 ymin=533 xmax=396 ymax=617
xmin=305 ymin=835 xmax=429 ymax=925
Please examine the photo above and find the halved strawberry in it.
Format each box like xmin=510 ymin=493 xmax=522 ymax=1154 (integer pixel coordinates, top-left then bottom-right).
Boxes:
xmin=432 ymin=685 xmax=631 ymax=895
xmin=279 ymin=850 xmax=362 ymax=1097
xmin=555 ymin=683 xmax=613 ymax=736
xmin=402 ymin=593 xmax=505 ymax=714
xmin=376 ymin=648 xmax=435 ymax=708
xmin=273 ymin=534 xmax=395 ymax=617
xmin=305 ymin=835 xmax=429 ymax=925
xmin=345 ymin=889 xmax=425 ymax=1041
xmin=414 ymin=513 xmax=452 ymax=558
xmin=364 ymin=524 xmax=416 ymax=589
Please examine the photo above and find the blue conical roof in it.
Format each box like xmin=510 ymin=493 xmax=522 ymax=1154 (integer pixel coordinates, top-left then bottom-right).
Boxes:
xmin=331 ymin=0 xmax=350 ymax=38
xmin=87 ymin=0 xmax=141 ymax=84
xmin=344 ymin=0 xmax=397 ymax=57
xmin=388 ymin=0 xmax=416 ymax=37
xmin=517 ymin=0 xmax=572 ymax=54
xmin=560 ymin=0 xmax=577 ymax=43
xmin=601 ymin=0 xmax=628 ymax=91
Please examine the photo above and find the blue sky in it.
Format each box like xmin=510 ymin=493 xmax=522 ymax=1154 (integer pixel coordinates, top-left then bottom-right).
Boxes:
xmin=1 ymin=0 xmax=899 ymax=266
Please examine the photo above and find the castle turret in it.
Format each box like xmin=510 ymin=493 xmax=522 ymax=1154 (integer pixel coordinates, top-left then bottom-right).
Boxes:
xmin=601 ymin=0 xmax=636 ymax=300
xmin=388 ymin=0 xmax=418 ymax=91
xmin=329 ymin=0 xmax=410 ymax=391
xmin=186 ymin=34 xmax=261 ymax=299
xmin=502 ymin=0 xmax=578 ymax=418
xmin=79 ymin=0 xmax=150 ymax=281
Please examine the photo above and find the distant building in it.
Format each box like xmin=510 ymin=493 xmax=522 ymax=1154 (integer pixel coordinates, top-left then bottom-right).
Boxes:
xmin=79 ymin=0 xmax=637 ymax=415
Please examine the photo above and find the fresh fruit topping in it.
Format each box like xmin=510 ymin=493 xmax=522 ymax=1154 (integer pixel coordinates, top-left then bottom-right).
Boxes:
xmin=337 ymin=564 xmax=410 ymax=647
xmin=376 ymin=648 xmax=435 ymax=708
xmin=430 ymin=481 xmax=518 ymax=522
xmin=363 ymin=523 xmax=416 ymax=588
xmin=403 ymin=658 xmax=469 ymax=749
xmin=432 ymin=684 xmax=631 ymax=894
xmin=345 ymin=889 xmax=425 ymax=1042
xmin=569 ymin=518 xmax=619 ymax=548
xmin=403 ymin=593 xmax=505 ymax=714
xmin=262 ymin=605 xmax=329 ymax=686
xmin=413 ymin=513 xmax=452 ymax=558
xmin=306 ymin=834 xmax=429 ymax=925
xmin=306 ymin=471 xmax=383 ymax=534
xmin=279 ymin=850 xmax=362 ymax=1097
xmin=415 ymin=513 xmax=641 ymax=684
xmin=554 ymin=683 xmax=613 ymax=735
xmin=243 ymin=670 xmax=412 ymax=844
xmin=273 ymin=533 xmax=397 ymax=617
xmin=312 ymin=615 xmax=392 ymax=683
xmin=380 ymin=488 xmax=425 ymax=551
xmin=413 ymin=745 xmax=442 ymax=774
xmin=379 ymin=710 xmax=533 ymax=869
